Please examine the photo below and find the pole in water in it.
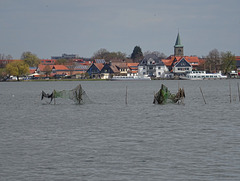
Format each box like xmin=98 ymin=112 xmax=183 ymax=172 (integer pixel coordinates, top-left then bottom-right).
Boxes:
xmin=53 ymin=90 xmax=56 ymax=105
xmin=238 ymin=82 xmax=240 ymax=102
xmin=229 ymin=81 xmax=232 ymax=103
xmin=125 ymin=85 xmax=128 ymax=105
xmin=199 ymin=87 xmax=206 ymax=104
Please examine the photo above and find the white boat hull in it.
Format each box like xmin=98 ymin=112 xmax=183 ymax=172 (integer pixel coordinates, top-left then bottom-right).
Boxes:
xmin=180 ymin=71 xmax=227 ymax=80
xmin=111 ymin=76 xmax=151 ymax=81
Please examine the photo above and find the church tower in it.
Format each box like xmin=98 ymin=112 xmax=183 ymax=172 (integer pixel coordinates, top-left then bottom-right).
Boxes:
xmin=174 ymin=32 xmax=184 ymax=56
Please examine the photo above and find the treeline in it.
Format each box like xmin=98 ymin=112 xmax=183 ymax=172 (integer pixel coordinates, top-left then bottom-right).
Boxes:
xmin=203 ymin=49 xmax=236 ymax=74
xmin=0 ymin=46 xmax=237 ymax=81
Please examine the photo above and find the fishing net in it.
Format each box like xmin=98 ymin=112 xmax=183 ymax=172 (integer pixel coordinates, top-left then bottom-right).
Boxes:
xmin=153 ymin=84 xmax=185 ymax=104
xmin=41 ymin=84 xmax=91 ymax=104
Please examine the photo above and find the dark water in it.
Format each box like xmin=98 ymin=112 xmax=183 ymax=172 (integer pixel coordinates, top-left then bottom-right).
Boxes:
xmin=1 ymin=80 xmax=240 ymax=181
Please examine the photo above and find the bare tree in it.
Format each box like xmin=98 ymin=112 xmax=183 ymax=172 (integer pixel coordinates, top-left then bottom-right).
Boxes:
xmin=144 ymin=51 xmax=167 ymax=59
xmin=0 ymin=53 xmax=13 ymax=60
xmin=206 ymin=49 xmax=221 ymax=72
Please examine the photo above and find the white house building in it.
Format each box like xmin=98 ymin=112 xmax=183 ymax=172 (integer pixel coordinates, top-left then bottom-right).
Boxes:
xmin=138 ymin=54 xmax=169 ymax=78
xmin=172 ymin=57 xmax=192 ymax=75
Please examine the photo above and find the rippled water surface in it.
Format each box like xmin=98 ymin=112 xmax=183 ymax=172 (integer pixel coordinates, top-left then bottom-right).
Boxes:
xmin=1 ymin=80 xmax=240 ymax=181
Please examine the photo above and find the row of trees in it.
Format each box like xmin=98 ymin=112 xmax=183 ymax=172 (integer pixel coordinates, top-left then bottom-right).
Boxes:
xmin=204 ymin=49 xmax=236 ymax=74
xmin=1 ymin=52 xmax=40 ymax=81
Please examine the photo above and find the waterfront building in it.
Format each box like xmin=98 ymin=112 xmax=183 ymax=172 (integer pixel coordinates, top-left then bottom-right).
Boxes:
xmin=138 ymin=54 xmax=169 ymax=78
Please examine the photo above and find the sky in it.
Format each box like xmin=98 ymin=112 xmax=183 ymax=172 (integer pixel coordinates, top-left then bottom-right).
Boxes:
xmin=0 ymin=0 xmax=239 ymax=59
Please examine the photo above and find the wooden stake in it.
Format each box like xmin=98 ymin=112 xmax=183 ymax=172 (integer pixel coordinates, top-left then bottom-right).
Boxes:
xmin=238 ymin=83 xmax=240 ymax=102
xmin=199 ymin=87 xmax=206 ymax=104
xmin=125 ymin=86 xmax=128 ymax=105
xmin=229 ymin=81 xmax=232 ymax=103
xmin=53 ymin=90 xmax=56 ymax=105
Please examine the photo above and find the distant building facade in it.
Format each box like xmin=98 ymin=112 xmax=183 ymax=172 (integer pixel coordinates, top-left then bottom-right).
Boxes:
xmin=51 ymin=53 xmax=80 ymax=60
xmin=138 ymin=54 xmax=169 ymax=78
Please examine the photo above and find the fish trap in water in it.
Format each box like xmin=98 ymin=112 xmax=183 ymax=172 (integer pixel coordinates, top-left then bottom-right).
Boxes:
xmin=153 ymin=84 xmax=185 ymax=104
xmin=41 ymin=84 xmax=91 ymax=104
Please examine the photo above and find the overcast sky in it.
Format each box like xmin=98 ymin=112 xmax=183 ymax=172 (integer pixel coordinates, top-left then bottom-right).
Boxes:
xmin=1 ymin=0 xmax=239 ymax=59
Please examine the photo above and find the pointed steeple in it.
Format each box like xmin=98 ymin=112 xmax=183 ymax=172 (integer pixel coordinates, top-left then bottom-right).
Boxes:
xmin=174 ymin=32 xmax=184 ymax=56
xmin=175 ymin=32 xmax=183 ymax=48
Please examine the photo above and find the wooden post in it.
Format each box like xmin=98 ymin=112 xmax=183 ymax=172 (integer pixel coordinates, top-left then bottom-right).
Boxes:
xmin=238 ymin=83 xmax=240 ymax=102
xmin=229 ymin=81 xmax=232 ymax=103
xmin=199 ymin=87 xmax=206 ymax=104
xmin=125 ymin=86 xmax=128 ymax=105
xmin=53 ymin=90 xmax=56 ymax=105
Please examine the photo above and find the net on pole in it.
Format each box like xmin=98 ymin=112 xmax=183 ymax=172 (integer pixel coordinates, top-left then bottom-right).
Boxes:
xmin=41 ymin=84 xmax=91 ymax=104
xmin=153 ymin=84 xmax=185 ymax=104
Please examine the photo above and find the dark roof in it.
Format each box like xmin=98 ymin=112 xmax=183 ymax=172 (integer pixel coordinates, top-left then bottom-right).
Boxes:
xmin=174 ymin=57 xmax=191 ymax=67
xmin=74 ymin=65 xmax=89 ymax=70
xmin=140 ymin=54 xmax=165 ymax=66
xmin=94 ymin=59 xmax=105 ymax=64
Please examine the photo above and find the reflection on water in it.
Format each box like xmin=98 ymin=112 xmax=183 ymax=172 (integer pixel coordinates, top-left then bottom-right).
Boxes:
xmin=0 ymin=80 xmax=240 ymax=180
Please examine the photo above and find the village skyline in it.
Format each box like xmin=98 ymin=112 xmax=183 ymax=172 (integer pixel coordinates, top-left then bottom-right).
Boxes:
xmin=1 ymin=0 xmax=239 ymax=59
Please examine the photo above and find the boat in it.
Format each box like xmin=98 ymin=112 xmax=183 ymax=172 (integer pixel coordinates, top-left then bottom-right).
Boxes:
xmin=180 ymin=71 xmax=227 ymax=80
xmin=111 ymin=75 xmax=151 ymax=81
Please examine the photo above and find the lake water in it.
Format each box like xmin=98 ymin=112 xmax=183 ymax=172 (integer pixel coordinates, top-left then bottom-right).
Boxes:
xmin=0 ymin=80 xmax=240 ymax=181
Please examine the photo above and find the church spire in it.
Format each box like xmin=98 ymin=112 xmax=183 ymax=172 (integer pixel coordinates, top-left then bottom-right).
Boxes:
xmin=174 ymin=32 xmax=184 ymax=56
xmin=175 ymin=32 xmax=182 ymax=47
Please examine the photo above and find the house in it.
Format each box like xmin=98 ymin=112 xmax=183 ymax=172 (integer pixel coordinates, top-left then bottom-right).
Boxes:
xmin=162 ymin=56 xmax=181 ymax=72
xmin=40 ymin=59 xmax=56 ymax=65
xmin=51 ymin=53 xmax=80 ymax=60
xmin=71 ymin=65 xmax=89 ymax=78
xmin=127 ymin=63 xmax=139 ymax=76
xmin=236 ymin=56 xmax=240 ymax=69
xmin=100 ymin=62 xmax=120 ymax=79
xmin=162 ymin=32 xmax=205 ymax=73
xmin=112 ymin=62 xmax=128 ymax=75
xmin=37 ymin=64 xmax=69 ymax=77
xmin=138 ymin=54 xmax=169 ymax=78
xmin=172 ymin=57 xmax=192 ymax=75
xmin=87 ymin=63 xmax=104 ymax=78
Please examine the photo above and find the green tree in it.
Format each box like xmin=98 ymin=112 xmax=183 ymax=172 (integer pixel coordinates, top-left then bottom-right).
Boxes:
xmin=21 ymin=51 xmax=40 ymax=67
xmin=221 ymin=51 xmax=236 ymax=74
xmin=6 ymin=61 xmax=29 ymax=81
xmin=131 ymin=46 xmax=143 ymax=62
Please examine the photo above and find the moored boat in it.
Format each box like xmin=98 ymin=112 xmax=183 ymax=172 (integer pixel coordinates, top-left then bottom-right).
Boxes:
xmin=111 ymin=75 xmax=151 ymax=81
xmin=180 ymin=71 xmax=227 ymax=80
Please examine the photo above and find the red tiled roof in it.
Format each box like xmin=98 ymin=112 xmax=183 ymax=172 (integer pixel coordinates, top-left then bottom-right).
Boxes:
xmin=162 ymin=56 xmax=181 ymax=66
xmin=162 ymin=56 xmax=202 ymax=67
xmin=94 ymin=63 xmax=104 ymax=71
xmin=127 ymin=63 xmax=139 ymax=67
xmin=110 ymin=65 xmax=120 ymax=73
xmin=112 ymin=62 xmax=128 ymax=68
xmin=40 ymin=59 xmax=56 ymax=65
xmin=52 ymin=65 xmax=69 ymax=70
xmin=37 ymin=64 xmax=69 ymax=71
